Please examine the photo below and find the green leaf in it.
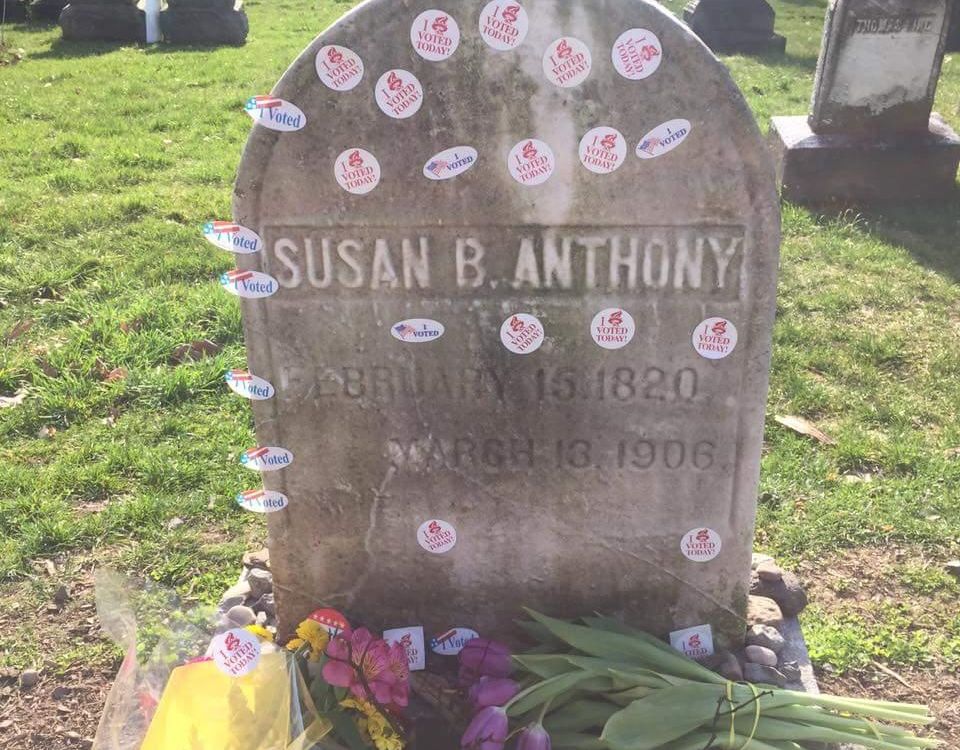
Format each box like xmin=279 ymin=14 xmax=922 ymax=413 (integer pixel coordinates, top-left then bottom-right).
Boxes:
xmin=514 ymin=653 xmax=579 ymax=679
xmin=544 ymin=699 xmax=619 ymax=733
xmin=601 ymin=684 xmax=723 ymax=750
xmin=326 ymin=709 xmax=369 ymax=750
xmin=507 ymin=670 xmax=598 ymax=717
xmin=551 ymin=731 xmax=609 ymax=750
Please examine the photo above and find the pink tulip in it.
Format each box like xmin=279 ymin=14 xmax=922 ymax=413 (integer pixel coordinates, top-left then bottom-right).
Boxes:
xmin=468 ymin=677 xmax=520 ymax=711
xmin=459 ymin=638 xmax=513 ymax=678
xmin=517 ymin=724 xmax=551 ymax=750
xmin=461 ymin=706 xmax=508 ymax=750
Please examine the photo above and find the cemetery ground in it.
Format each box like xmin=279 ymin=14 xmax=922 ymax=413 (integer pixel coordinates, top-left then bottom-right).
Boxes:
xmin=0 ymin=0 xmax=958 ymax=747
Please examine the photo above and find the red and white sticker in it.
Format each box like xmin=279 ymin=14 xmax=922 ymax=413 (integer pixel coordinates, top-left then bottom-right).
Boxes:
xmin=681 ymin=528 xmax=722 ymax=562
xmin=508 ymin=139 xmax=555 ymax=186
xmin=411 ymin=10 xmax=460 ymax=61
xmin=240 ymin=446 xmax=294 ymax=472
xmin=637 ymin=119 xmax=692 ymax=160
xmin=591 ymin=308 xmax=635 ymax=350
xmin=335 ymin=148 xmax=381 ymax=195
xmin=316 ymin=45 xmax=364 ymax=91
xmin=542 ymin=37 xmax=592 ymax=88
xmin=203 ymin=221 xmax=262 ymax=255
xmin=244 ymin=96 xmax=306 ymax=132
xmin=392 ymin=318 xmax=445 ymax=343
xmin=612 ymin=29 xmax=663 ymax=80
xmin=220 ymin=270 xmax=278 ymax=300
xmin=309 ymin=608 xmax=350 ymax=638
xmin=212 ymin=628 xmax=261 ymax=677
xmin=669 ymin=625 xmax=714 ymax=659
xmin=579 ymin=127 xmax=627 ymax=174
xmin=225 ymin=370 xmax=275 ymax=401
xmin=418 ymin=519 xmax=457 ymax=554
xmin=500 ymin=313 xmax=545 ymax=354
xmin=430 ymin=627 xmax=480 ymax=656
xmin=692 ymin=317 xmax=738 ymax=360
xmin=423 ymin=146 xmax=478 ymax=181
xmin=479 ymin=1 xmax=529 ymax=51
xmin=236 ymin=489 xmax=289 ymax=514
xmin=384 ymin=626 xmax=427 ymax=671
xmin=375 ymin=69 xmax=424 ymax=119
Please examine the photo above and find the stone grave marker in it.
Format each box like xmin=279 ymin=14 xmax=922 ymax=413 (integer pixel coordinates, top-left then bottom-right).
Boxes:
xmin=161 ymin=0 xmax=249 ymax=46
xmin=770 ymin=0 xmax=960 ymax=202
xmin=683 ymin=0 xmax=787 ymax=55
xmin=59 ymin=0 xmax=145 ymax=43
xmin=230 ymin=0 xmax=780 ymax=652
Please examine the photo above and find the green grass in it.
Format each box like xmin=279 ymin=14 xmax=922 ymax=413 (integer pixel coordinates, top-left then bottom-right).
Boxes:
xmin=2 ymin=0 xmax=960 ymax=681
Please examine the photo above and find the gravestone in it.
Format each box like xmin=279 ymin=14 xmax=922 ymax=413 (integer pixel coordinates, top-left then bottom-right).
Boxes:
xmin=683 ymin=0 xmax=786 ymax=55
xmin=948 ymin=6 xmax=960 ymax=50
xmin=1 ymin=0 xmax=29 ymax=21
xmin=231 ymin=0 xmax=780 ymax=653
xmin=160 ymin=0 xmax=249 ymax=46
xmin=770 ymin=0 xmax=960 ymax=202
xmin=59 ymin=0 xmax=145 ymax=43
xmin=27 ymin=0 xmax=67 ymax=20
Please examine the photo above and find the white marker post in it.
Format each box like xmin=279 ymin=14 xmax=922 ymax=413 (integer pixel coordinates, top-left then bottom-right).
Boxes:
xmin=145 ymin=0 xmax=161 ymax=44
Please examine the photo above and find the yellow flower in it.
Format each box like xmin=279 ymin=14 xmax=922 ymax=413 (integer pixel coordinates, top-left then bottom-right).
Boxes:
xmin=340 ymin=699 xmax=403 ymax=750
xmin=244 ymin=624 xmax=274 ymax=642
xmin=286 ymin=619 xmax=330 ymax=661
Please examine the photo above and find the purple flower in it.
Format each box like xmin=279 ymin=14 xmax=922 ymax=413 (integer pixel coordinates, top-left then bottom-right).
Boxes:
xmin=468 ymin=677 xmax=520 ymax=711
xmin=461 ymin=706 xmax=509 ymax=750
xmin=517 ymin=724 xmax=551 ymax=750
xmin=459 ymin=638 xmax=513 ymax=678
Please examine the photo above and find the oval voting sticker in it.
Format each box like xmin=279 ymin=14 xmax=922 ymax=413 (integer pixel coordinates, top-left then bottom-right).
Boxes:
xmin=375 ymin=69 xmax=424 ymax=119
xmin=591 ymin=308 xmax=635 ymax=350
xmin=612 ymin=29 xmax=663 ymax=80
xmin=220 ymin=270 xmax=278 ymax=300
xmin=213 ymin=628 xmax=261 ymax=677
xmin=335 ymin=148 xmax=381 ymax=195
xmin=309 ymin=608 xmax=350 ymax=637
xmin=500 ymin=313 xmax=545 ymax=355
xmin=240 ymin=446 xmax=294 ymax=472
xmin=244 ymin=96 xmax=306 ymax=132
xmin=479 ymin=1 xmax=529 ymax=51
xmin=392 ymin=318 xmax=445 ymax=343
xmin=316 ymin=45 xmax=364 ymax=91
xmin=225 ymin=370 xmax=275 ymax=401
xmin=423 ymin=146 xmax=478 ymax=180
xmin=637 ymin=119 xmax=692 ymax=160
xmin=681 ymin=528 xmax=722 ymax=562
xmin=542 ymin=37 xmax=592 ymax=88
xmin=579 ymin=127 xmax=627 ymax=174
xmin=692 ymin=317 xmax=738 ymax=360
xmin=418 ymin=519 xmax=457 ymax=554
xmin=236 ymin=490 xmax=289 ymax=514
xmin=411 ymin=10 xmax=460 ymax=61
xmin=203 ymin=221 xmax=262 ymax=255
xmin=508 ymin=139 xmax=555 ymax=186
xmin=430 ymin=627 xmax=480 ymax=656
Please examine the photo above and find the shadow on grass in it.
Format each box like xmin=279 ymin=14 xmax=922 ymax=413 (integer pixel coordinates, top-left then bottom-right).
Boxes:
xmin=29 ymin=36 xmax=243 ymax=58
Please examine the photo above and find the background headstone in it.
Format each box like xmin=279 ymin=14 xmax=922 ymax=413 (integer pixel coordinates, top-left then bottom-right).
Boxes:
xmin=770 ymin=0 xmax=960 ymax=202
xmin=234 ymin=0 xmax=780 ymax=651
xmin=1 ymin=0 xmax=29 ymax=21
xmin=27 ymin=0 xmax=67 ymax=20
xmin=683 ymin=0 xmax=786 ymax=55
xmin=947 ymin=5 xmax=960 ymax=50
xmin=160 ymin=0 xmax=249 ymax=46
xmin=59 ymin=0 xmax=145 ymax=42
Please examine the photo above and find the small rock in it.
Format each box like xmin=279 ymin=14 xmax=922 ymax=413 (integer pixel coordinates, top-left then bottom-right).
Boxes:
xmin=745 ymin=624 xmax=785 ymax=654
xmin=946 ymin=560 xmax=960 ymax=579
xmin=779 ymin=661 xmax=802 ymax=683
xmin=19 ymin=669 xmax=39 ymax=689
xmin=717 ymin=651 xmax=743 ymax=682
xmin=63 ymin=730 xmax=82 ymax=740
xmin=253 ymin=593 xmax=275 ymax=617
xmin=256 ymin=610 xmax=267 ymax=626
xmin=247 ymin=568 xmax=273 ymax=599
xmin=751 ymin=553 xmax=775 ymax=570
xmin=53 ymin=585 xmax=70 ymax=607
xmin=750 ymin=571 xmax=808 ymax=618
xmin=743 ymin=663 xmax=787 ymax=688
xmin=755 ymin=560 xmax=783 ymax=583
xmin=744 ymin=645 xmax=778 ymax=667
xmin=242 ymin=548 xmax=270 ymax=570
xmin=225 ymin=605 xmax=256 ymax=627
xmin=166 ymin=517 xmax=185 ymax=531
xmin=52 ymin=685 xmax=71 ymax=701
xmin=219 ymin=580 xmax=251 ymax=609
xmin=747 ymin=595 xmax=784 ymax=628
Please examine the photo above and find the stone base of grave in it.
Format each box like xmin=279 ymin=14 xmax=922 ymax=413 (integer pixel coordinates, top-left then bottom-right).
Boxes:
xmin=769 ymin=114 xmax=960 ymax=204
xmin=684 ymin=25 xmax=786 ymax=55
xmin=160 ymin=4 xmax=249 ymax=46
xmin=59 ymin=3 xmax=146 ymax=42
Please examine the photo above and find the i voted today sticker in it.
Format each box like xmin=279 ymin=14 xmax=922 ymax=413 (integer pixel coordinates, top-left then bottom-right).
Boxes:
xmin=240 ymin=446 xmax=294 ymax=472
xmin=681 ymin=528 xmax=722 ymax=562
xmin=220 ymin=270 xmax=278 ymax=300
xmin=591 ymin=308 xmax=636 ymax=350
xmin=692 ymin=317 xmax=738 ymax=360
xmin=212 ymin=628 xmax=261 ymax=678
xmin=203 ymin=221 xmax=262 ymax=255
xmin=669 ymin=624 xmax=714 ymax=660
xmin=375 ymin=69 xmax=424 ymax=119
xmin=225 ymin=370 xmax=275 ymax=401
xmin=236 ymin=489 xmax=289 ymax=514
xmin=418 ymin=519 xmax=457 ymax=554
xmin=384 ymin=626 xmax=427 ymax=672
xmin=244 ymin=96 xmax=306 ymax=132
xmin=637 ymin=119 xmax=692 ymax=160
xmin=579 ymin=127 xmax=627 ymax=174
xmin=430 ymin=627 xmax=479 ymax=656
xmin=316 ymin=45 xmax=364 ymax=91
xmin=508 ymin=139 xmax=555 ymax=186
xmin=542 ymin=37 xmax=592 ymax=88
xmin=479 ymin=1 xmax=529 ymax=51
xmin=612 ymin=29 xmax=663 ymax=80
xmin=335 ymin=148 xmax=381 ymax=195
xmin=500 ymin=313 xmax=545 ymax=355
xmin=424 ymin=146 xmax=478 ymax=180
xmin=411 ymin=10 xmax=460 ymax=61
xmin=392 ymin=318 xmax=445 ymax=343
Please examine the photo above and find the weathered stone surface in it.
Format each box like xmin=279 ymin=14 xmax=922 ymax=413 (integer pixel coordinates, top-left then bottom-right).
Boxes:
xmin=744 ymin=662 xmax=786 ymax=687
xmin=745 ymin=644 xmax=778 ymax=666
xmin=746 ymin=623 xmax=785 ymax=653
xmin=160 ymin=6 xmax=248 ymax=46
xmin=948 ymin=10 xmax=960 ymax=50
xmin=755 ymin=559 xmax=782 ymax=582
xmin=225 ymin=604 xmax=257 ymax=627
xmin=1 ymin=0 xmax=29 ymax=20
xmin=716 ymin=651 xmax=743 ymax=681
xmin=750 ymin=570 xmax=808 ymax=617
xmin=167 ymin=0 xmax=235 ymax=7
xmin=246 ymin=567 xmax=273 ymax=599
xmin=59 ymin=3 xmax=145 ymax=42
xmin=243 ymin=547 xmax=271 ymax=570
xmin=27 ymin=0 xmax=66 ymax=20
xmin=747 ymin=596 xmax=784 ymax=627
xmin=683 ymin=0 xmax=786 ymax=55
xmin=234 ymin=0 xmax=780 ymax=649
xmin=218 ymin=579 xmax=251 ymax=608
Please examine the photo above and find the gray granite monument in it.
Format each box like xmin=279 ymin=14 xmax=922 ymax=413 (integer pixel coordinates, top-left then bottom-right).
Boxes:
xmin=683 ymin=0 xmax=787 ymax=55
xmin=1 ymin=0 xmax=29 ymax=21
xmin=160 ymin=0 xmax=249 ymax=46
xmin=232 ymin=0 xmax=780 ymax=652
xmin=770 ymin=0 xmax=960 ymax=202
xmin=59 ymin=0 xmax=145 ymax=42
xmin=27 ymin=0 xmax=67 ymax=20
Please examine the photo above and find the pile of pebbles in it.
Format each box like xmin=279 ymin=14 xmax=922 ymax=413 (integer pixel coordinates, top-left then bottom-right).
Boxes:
xmin=214 ymin=548 xmax=278 ymax=634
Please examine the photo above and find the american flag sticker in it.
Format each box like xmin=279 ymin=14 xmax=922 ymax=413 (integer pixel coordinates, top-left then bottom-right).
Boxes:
xmin=240 ymin=446 xmax=294 ymax=472
xmin=203 ymin=221 xmax=262 ymax=255
xmin=236 ymin=489 xmax=289 ymax=513
xmin=636 ymin=119 xmax=691 ymax=160
xmin=244 ymin=95 xmax=306 ymax=132
xmin=423 ymin=146 xmax=478 ymax=181
xmin=390 ymin=318 xmax=445 ymax=343
xmin=225 ymin=370 xmax=275 ymax=400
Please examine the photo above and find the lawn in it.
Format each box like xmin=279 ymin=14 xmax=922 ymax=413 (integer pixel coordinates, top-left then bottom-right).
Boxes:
xmin=1 ymin=0 xmax=959 ymax=746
